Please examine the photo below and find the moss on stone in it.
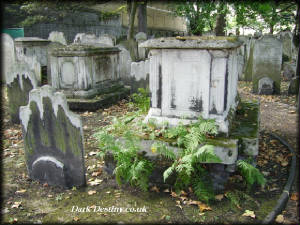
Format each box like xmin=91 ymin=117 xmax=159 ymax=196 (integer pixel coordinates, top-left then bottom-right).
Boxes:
xmin=206 ymin=137 xmax=237 ymax=148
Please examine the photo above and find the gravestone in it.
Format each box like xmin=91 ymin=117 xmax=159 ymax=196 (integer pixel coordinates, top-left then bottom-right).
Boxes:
xmin=74 ymin=33 xmax=115 ymax=46
xmin=258 ymin=77 xmax=274 ymax=95
xmin=243 ymin=37 xmax=255 ymax=81
xmin=117 ymin=44 xmax=132 ymax=81
xmin=48 ymin=31 xmax=67 ymax=45
xmin=6 ymin=62 xmax=38 ymax=124
xmin=283 ymin=62 xmax=296 ymax=80
xmin=280 ymin=31 xmax=293 ymax=61
xmin=252 ymin=35 xmax=282 ymax=94
xmin=19 ymin=85 xmax=86 ymax=188
xmin=2 ymin=33 xmax=15 ymax=83
xmin=135 ymin=32 xmax=147 ymax=60
xmin=140 ymin=36 xmax=243 ymax=134
xmin=288 ymin=77 xmax=299 ymax=95
xmin=130 ymin=59 xmax=150 ymax=91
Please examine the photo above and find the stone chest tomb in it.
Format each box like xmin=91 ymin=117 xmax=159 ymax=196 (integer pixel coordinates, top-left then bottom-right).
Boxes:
xmin=50 ymin=43 xmax=129 ymax=110
xmin=140 ymin=37 xmax=243 ymax=134
xmin=14 ymin=37 xmax=51 ymax=84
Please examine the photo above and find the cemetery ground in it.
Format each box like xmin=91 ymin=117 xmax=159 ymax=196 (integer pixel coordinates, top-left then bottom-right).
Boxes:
xmin=1 ymin=80 xmax=299 ymax=224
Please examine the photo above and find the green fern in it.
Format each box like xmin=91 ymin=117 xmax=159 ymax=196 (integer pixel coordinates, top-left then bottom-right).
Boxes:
xmin=95 ymin=130 xmax=153 ymax=191
xmin=236 ymin=160 xmax=266 ymax=189
xmin=130 ymin=88 xmax=150 ymax=113
xmin=151 ymin=142 xmax=176 ymax=160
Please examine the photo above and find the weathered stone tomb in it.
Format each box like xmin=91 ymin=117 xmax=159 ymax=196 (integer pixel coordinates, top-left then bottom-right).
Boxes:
xmin=140 ymin=37 xmax=243 ymax=134
xmin=19 ymin=85 xmax=86 ymax=188
xmin=14 ymin=37 xmax=51 ymax=84
xmin=6 ymin=61 xmax=38 ymax=124
xmin=50 ymin=43 xmax=129 ymax=110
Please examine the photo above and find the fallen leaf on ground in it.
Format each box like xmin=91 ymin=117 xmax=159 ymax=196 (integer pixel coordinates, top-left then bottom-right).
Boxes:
xmin=91 ymin=171 xmax=102 ymax=177
xmin=215 ymin=194 xmax=224 ymax=201
xmin=15 ymin=189 xmax=27 ymax=194
xmin=170 ymin=192 xmax=177 ymax=198
xmin=163 ymin=188 xmax=170 ymax=193
xmin=198 ymin=203 xmax=212 ymax=212
xmin=88 ymin=190 xmax=97 ymax=195
xmin=290 ymin=193 xmax=298 ymax=201
xmin=88 ymin=178 xmax=103 ymax=186
xmin=187 ymin=200 xmax=201 ymax=206
xmin=180 ymin=190 xmax=187 ymax=196
xmin=88 ymin=151 xmax=97 ymax=156
xmin=275 ymin=214 xmax=284 ymax=223
xmin=150 ymin=186 xmax=160 ymax=193
xmin=73 ymin=216 xmax=80 ymax=221
xmin=11 ymin=202 xmax=22 ymax=209
xmin=242 ymin=210 xmax=255 ymax=218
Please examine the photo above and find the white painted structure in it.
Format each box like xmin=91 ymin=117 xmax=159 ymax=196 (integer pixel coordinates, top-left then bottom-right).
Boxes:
xmin=130 ymin=59 xmax=150 ymax=81
xmin=48 ymin=31 xmax=67 ymax=45
xmin=140 ymin=37 xmax=243 ymax=134
xmin=50 ymin=43 xmax=120 ymax=98
xmin=2 ymin=33 xmax=16 ymax=83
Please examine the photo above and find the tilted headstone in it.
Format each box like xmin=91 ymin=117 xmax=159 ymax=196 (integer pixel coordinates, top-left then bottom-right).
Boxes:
xmin=48 ymin=31 xmax=67 ymax=45
xmin=135 ymin=32 xmax=147 ymax=60
xmin=19 ymin=85 xmax=86 ymax=188
xmin=258 ymin=77 xmax=274 ymax=95
xmin=2 ymin=33 xmax=15 ymax=83
xmin=6 ymin=61 xmax=38 ymax=124
xmin=252 ymin=35 xmax=282 ymax=94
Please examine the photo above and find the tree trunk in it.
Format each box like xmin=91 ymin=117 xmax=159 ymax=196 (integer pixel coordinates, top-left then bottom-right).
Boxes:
xmin=127 ymin=0 xmax=138 ymax=61
xmin=214 ymin=13 xmax=226 ymax=36
xmin=270 ymin=25 xmax=274 ymax=34
xmin=138 ymin=0 xmax=147 ymax=34
xmin=127 ymin=0 xmax=137 ymax=40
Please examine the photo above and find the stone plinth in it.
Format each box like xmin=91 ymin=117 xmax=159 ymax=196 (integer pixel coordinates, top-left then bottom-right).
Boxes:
xmin=140 ymin=37 xmax=243 ymax=134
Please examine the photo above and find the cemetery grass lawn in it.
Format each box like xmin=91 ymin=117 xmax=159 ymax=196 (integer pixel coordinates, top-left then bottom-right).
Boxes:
xmin=1 ymin=83 xmax=299 ymax=224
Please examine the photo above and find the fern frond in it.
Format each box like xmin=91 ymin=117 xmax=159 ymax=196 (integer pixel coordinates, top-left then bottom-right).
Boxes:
xmin=192 ymin=176 xmax=215 ymax=203
xmin=163 ymin=164 xmax=175 ymax=182
xmin=194 ymin=145 xmax=222 ymax=163
xmin=151 ymin=142 xmax=176 ymax=160
xmin=237 ymin=160 xmax=266 ymax=188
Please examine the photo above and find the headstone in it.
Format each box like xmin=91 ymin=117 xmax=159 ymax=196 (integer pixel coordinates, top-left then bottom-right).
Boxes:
xmin=73 ymin=33 xmax=115 ymax=46
xmin=47 ymin=42 xmax=64 ymax=85
xmin=6 ymin=61 xmax=38 ymax=124
xmin=48 ymin=31 xmax=67 ymax=45
xmin=280 ymin=31 xmax=293 ymax=61
xmin=19 ymin=85 xmax=86 ymax=188
xmin=2 ymin=33 xmax=15 ymax=83
xmin=140 ymin=37 xmax=243 ymax=134
xmin=283 ymin=61 xmax=296 ymax=80
xmin=130 ymin=59 xmax=150 ymax=81
xmin=288 ymin=77 xmax=299 ymax=95
xmin=252 ymin=35 xmax=282 ymax=94
xmin=258 ymin=77 xmax=274 ymax=95
xmin=243 ymin=37 xmax=255 ymax=81
xmin=135 ymin=32 xmax=148 ymax=60
xmin=117 ymin=44 xmax=132 ymax=80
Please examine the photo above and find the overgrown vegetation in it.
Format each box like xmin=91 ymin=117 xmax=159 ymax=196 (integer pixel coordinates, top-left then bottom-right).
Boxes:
xmin=94 ymin=91 xmax=266 ymax=203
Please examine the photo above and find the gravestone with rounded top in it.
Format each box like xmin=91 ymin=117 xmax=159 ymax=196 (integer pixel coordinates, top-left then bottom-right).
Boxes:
xmin=252 ymin=35 xmax=282 ymax=94
xmin=140 ymin=36 xmax=243 ymax=134
xmin=6 ymin=61 xmax=38 ymax=124
xmin=19 ymin=85 xmax=86 ymax=188
xmin=48 ymin=31 xmax=67 ymax=45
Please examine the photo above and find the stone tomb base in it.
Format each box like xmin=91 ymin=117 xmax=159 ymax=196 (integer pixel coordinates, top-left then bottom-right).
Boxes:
xmin=103 ymin=100 xmax=260 ymax=192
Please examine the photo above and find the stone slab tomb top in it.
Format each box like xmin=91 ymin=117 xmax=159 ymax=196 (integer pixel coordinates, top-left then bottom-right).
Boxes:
xmin=14 ymin=37 xmax=51 ymax=46
xmin=139 ymin=36 xmax=243 ymax=49
xmin=51 ymin=43 xmax=120 ymax=57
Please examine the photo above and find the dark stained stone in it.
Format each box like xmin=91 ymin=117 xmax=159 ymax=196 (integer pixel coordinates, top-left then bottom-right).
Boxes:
xmin=19 ymin=85 xmax=86 ymax=188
